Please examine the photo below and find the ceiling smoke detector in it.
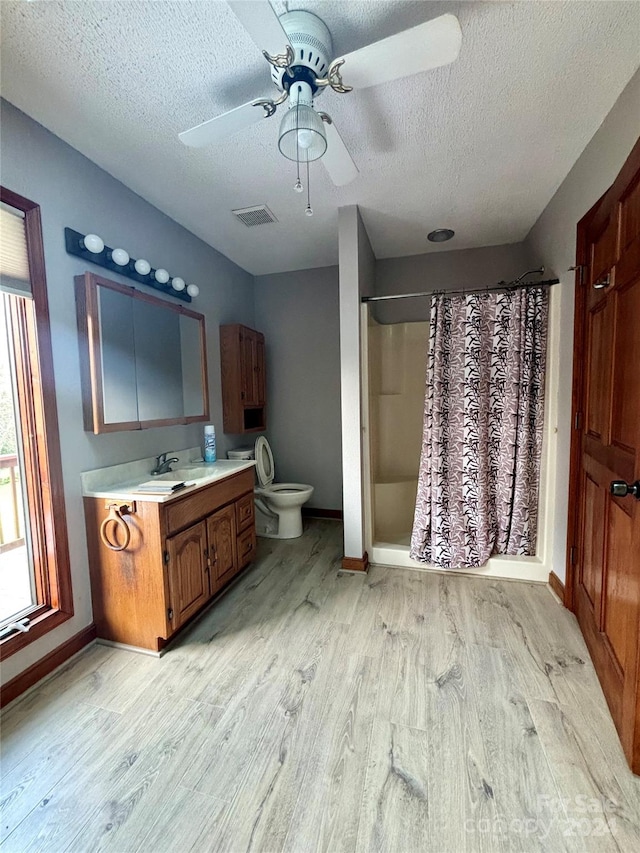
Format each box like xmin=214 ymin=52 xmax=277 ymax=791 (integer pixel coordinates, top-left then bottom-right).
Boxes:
xmin=427 ymin=228 xmax=455 ymax=242
xmin=232 ymin=205 xmax=278 ymax=227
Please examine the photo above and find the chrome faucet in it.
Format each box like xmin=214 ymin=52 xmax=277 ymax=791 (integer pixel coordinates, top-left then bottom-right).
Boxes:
xmin=151 ymin=452 xmax=179 ymax=475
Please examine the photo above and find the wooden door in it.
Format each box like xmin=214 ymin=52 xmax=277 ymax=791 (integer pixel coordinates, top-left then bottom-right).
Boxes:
xmin=570 ymin=140 xmax=640 ymax=772
xmin=166 ymin=521 xmax=209 ymax=630
xmin=207 ymin=505 xmax=237 ymax=591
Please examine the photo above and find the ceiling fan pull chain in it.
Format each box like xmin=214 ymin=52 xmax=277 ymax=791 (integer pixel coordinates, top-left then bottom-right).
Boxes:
xmin=306 ymin=159 xmax=313 ymax=217
xmin=296 ymin=102 xmax=302 ymax=191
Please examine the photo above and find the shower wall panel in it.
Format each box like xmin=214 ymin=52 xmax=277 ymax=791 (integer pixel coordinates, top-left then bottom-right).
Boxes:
xmin=369 ymin=318 xmax=428 ymax=543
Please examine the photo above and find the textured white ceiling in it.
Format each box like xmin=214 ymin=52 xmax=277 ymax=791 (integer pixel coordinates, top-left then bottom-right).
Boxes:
xmin=1 ymin=1 xmax=639 ymax=275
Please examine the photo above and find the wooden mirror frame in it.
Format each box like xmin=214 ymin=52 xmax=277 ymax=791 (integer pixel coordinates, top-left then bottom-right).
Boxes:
xmin=75 ymin=271 xmax=210 ymax=434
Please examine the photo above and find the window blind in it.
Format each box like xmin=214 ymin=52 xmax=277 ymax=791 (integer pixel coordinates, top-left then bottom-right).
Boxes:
xmin=0 ymin=202 xmax=32 ymax=296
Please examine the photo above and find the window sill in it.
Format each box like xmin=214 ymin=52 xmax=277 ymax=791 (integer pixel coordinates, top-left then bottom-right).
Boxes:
xmin=0 ymin=606 xmax=73 ymax=660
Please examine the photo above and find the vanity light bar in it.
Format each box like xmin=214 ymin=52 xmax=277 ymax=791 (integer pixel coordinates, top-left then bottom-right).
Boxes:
xmin=64 ymin=228 xmax=199 ymax=303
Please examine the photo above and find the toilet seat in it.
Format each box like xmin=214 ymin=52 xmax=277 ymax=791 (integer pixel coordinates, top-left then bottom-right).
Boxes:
xmin=252 ymin=437 xmax=314 ymax=539
xmin=257 ymin=483 xmax=311 ymax=495
xmin=255 ymin=436 xmax=274 ymax=487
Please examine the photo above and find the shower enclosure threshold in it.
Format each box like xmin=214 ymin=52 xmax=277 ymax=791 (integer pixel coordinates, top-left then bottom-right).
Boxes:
xmin=371 ymin=542 xmax=547 ymax=583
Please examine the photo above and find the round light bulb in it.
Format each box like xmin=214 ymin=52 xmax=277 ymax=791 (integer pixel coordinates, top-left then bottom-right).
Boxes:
xmin=297 ymin=129 xmax=314 ymax=149
xmin=171 ymin=277 xmax=185 ymax=292
xmin=134 ymin=258 xmax=151 ymax=276
xmin=294 ymin=179 xmax=303 ymax=193
xmin=82 ymin=233 xmax=104 ymax=254
xmin=154 ymin=268 xmax=169 ymax=285
xmin=305 ymin=205 xmax=314 ymax=217
xmin=110 ymin=248 xmax=129 ymax=266
xmin=186 ymin=284 xmax=199 ymax=298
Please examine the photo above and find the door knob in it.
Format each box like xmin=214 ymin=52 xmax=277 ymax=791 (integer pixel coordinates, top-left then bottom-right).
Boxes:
xmin=610 ymin=480 xmax=640 ymax=499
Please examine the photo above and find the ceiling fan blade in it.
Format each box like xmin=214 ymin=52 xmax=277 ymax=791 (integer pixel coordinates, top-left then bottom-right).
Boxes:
xmin=321 ymin=119 xmax=359 ymax=187
xmin=179 ymin=100 xmax=265 ymax=148
xmin=336 ymin=13 xmax=462 ymax=90
xmin=228 ymin=0 xmax=292 ymax=58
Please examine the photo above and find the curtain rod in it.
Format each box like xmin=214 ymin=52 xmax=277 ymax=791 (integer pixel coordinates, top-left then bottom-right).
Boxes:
xmin=361 ymin=267 xmax=560 ymax=303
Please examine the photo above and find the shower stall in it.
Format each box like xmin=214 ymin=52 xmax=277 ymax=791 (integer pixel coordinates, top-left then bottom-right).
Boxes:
xmin=363 ymin=298 xmax=552 ymax=581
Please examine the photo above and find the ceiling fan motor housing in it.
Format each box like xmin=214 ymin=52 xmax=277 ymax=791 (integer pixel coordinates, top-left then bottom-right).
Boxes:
xmin=271 ymin=10 xmax=333 ymax=97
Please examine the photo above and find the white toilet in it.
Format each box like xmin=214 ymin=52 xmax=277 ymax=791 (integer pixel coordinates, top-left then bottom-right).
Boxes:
xmin=228 ymin=437 xmax=314 ymax=539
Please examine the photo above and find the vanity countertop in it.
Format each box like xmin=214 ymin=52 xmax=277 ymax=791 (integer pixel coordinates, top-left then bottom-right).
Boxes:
xmin=82 ymin=451 xmax=255 ymax=504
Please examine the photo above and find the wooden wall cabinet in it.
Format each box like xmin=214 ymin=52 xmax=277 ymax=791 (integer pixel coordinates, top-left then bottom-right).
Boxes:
xmin=220 ymin=324 xmax=266 ymax=433
xmin=84 ymin=468 xmax=256 ymax=652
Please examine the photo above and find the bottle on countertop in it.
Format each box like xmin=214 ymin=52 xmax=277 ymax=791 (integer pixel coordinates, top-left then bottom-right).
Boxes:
xmin=204 ymin=424 xmax=217 ymax=463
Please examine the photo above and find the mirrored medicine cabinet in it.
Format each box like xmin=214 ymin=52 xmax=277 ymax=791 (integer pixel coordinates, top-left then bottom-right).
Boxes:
xmin=75 ymin=271 xmax=210 ymax=434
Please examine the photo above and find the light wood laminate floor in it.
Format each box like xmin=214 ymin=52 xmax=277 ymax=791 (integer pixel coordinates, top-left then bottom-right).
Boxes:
xmin=2 ymin=520 xmax=640 ymax=852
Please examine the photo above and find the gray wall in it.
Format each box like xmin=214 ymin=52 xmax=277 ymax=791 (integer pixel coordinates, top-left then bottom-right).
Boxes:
xmin=525 ymin=68 xmax=640 ymax=583
xmin=373 ymin=242 xmax=534 ymax=324
xmin=0 ymin=100 xmax=255 ymax=683
xmin=253 ymin=266 xmax=342 ymax=511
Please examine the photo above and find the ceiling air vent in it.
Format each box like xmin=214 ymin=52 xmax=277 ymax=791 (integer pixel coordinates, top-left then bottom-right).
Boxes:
xmin=232 ymin=205 xmax=278 ymax=227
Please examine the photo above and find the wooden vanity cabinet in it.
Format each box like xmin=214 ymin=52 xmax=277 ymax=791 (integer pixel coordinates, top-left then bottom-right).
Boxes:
xmin=84 ymin=468 xmax=256 ymax=652
xmin=220 ymin=324 xmax=266 ymax=433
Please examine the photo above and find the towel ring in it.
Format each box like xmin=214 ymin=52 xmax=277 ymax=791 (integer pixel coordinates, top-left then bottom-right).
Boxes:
xmin=100 ymin=503 xmax=131 ymax=551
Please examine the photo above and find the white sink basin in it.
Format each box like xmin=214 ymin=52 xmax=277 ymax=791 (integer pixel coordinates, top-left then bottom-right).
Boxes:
xmin=153 ymin=467 xmax=213 ymax=482
xmin=151 ymin=460 xmax=254 ymax=485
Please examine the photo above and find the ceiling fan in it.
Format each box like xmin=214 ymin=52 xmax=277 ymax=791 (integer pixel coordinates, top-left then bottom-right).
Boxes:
xmin=179 ymin=1 xmax=462 ymax=194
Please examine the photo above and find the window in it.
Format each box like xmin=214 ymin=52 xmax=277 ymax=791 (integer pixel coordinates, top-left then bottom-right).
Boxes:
xmin=0 ymin=187 xmax=73 ymax=658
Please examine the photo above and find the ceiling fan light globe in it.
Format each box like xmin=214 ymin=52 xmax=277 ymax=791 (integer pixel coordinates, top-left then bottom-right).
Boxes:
xmin=278 ymin=104 xmax=327 ymax=162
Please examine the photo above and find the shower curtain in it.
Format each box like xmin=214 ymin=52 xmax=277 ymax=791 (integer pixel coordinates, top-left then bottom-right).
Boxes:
xmin=410 ymin=286 xmax=548 ymax=569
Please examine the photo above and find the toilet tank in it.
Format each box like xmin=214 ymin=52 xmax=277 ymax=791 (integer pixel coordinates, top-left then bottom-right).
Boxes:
xmin=227 ymin=447 xmax=255 ymax=461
